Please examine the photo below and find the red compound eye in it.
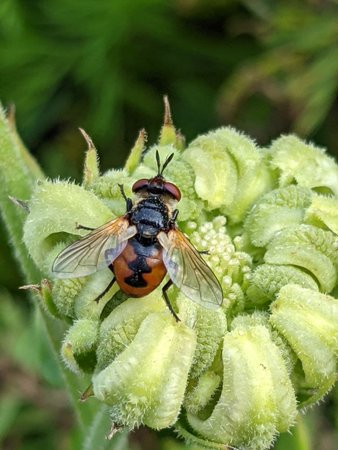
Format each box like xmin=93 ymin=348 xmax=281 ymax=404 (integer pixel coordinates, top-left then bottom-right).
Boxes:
xmin=132 ymin=178 xmax=149 ymax=193
xmin=164 ymin=182 xmax=181 ymax=201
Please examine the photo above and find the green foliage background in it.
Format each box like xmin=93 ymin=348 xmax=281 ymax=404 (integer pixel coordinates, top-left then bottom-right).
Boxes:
xmin=0 ymin=1 xmax=337 ymax=449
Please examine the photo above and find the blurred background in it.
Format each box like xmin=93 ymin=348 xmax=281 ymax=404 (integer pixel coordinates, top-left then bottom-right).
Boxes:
xmin=0 ymin=1 xmax=337 ymax=449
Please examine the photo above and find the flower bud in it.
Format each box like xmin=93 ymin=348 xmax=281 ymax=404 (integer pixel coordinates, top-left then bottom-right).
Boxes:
xmin=96 ymin=292 xmax=166 ymax=370
xmin=61 ymin=319 xmax=98 ymax=374
xmin=73 ymin=269 xmax=118 ymax=320
xmin=270 ymin=284 xmax=338 ymax=405
xmin=269 ymin=135 xmax=338 ymax=195
xmin=23 ymin=180 xmax=112 ymax=273
xmin=183 ymin=139 xmax=237 ymax=210
xmin=265 ymin=224 xmax=338 ymax=292
xmin=305 ymin=193 xmax=338 ymax=234
xmin=176 ymin=293 xmax=226 ymax=378
xmin=184 ymin=323 xmax=297 ymax=450
xmin=184 ymin=127 xmax=273 ymax=220
xmin=52 ymin=277 xmax=85 ymax=319
xmin=91 ymin=169 xmax=133 ymax=216
xmin=93 ymin=312 xmax=196 ymax=429
xmin=247 ymin=263 xmax=318 ymax=305
xmin=244 ymin=185 xmax=312 ymax=247
xmin=184 ymin=370 xmax=221 ymax=415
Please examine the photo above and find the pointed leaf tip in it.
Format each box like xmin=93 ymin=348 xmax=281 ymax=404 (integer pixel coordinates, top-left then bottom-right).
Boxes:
xmin=8 ymin=195 xmax=30 ymax=212
xmin=80 ymin=383 xmax=94 ymax=402
xmin=139 ymin=128 xmax=147 ymax=144
xmin=106 ymin=423 xmax=124 ymax=440
xmin=175 ymin=130 xmax=186 ymax=151
xmin=124 ymin=128 xmax=147 ymax=173
xmin=19 ymin=283 xmax=41 ymax=293
xmin=81 ymin=128 xmax=100 ymax=187
xmin=163 ymin=95 xmax=173 ymax=126
xmin=160 ymin=95 xmax=177 ymax=146
xmin=79 ymin=127 xmax=95 ymax=150
xmin=6 ymin=104 xmax=16 ymax=130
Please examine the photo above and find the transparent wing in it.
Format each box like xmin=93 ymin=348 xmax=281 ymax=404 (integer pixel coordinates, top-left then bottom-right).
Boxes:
xmin=52 ymin=217 xmax=137 ymax=278
xmin=158 ymin=229 xmax=223 ymax=309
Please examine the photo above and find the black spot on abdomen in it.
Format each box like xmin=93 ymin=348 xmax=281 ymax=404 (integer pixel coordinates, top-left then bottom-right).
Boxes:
xmin=124 ymin=255 xmax=151 ymax=288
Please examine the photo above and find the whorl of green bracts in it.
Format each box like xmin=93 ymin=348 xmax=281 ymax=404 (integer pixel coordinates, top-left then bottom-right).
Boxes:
xmin=22 ymin=113 xmax=338 ymax=450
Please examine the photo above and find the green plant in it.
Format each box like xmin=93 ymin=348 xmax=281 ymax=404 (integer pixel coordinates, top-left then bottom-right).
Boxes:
xmin=1 ymin=102 xmax=337 ymax=449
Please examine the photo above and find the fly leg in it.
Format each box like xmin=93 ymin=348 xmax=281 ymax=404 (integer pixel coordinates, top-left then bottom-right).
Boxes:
xmin=170 ymin=210 xmax=209 ymax=256
xmin=169 ymin=209 xmax=179 ymax=228
xmin=118 ymin=184 xmax=133 ymax=212
xmin=162 ymin=279 xmax=180 ymax=322
xmin=94 ymin=277 xmax=116 ymax=303
xmin=172 ymin=209 xmax=179 ymax=221
xmin=75 ymin=223 xmax=95 ymax=231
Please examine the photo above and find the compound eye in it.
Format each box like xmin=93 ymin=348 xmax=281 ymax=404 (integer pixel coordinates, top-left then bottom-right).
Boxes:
xmin=132 ymin=178 xmax=149 ymax=193
xmin=164 ymin=182 xmax=181 ymax=201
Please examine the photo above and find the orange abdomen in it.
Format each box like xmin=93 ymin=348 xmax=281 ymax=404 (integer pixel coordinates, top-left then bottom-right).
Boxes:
xmin=112 ymin=238 xmax=167 ymax=297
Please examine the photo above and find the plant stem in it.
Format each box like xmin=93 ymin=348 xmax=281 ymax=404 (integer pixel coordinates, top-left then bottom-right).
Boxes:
xmin=0 ymin=105 xmax=40 ymax=281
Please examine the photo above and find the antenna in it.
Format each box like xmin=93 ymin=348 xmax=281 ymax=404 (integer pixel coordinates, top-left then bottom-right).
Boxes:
xmin=155 ymin=150 xmax=174 ymax=176
xmin=161 ymin=153 xmax=174 ymax=175
xmin=156 ymin=150 xmax=161 ymax=175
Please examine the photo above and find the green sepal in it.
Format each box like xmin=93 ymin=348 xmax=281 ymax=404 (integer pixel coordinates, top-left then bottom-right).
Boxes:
xmin=93 ymin=312 xmax=196 ymax=429
xmin=159 ymin=122 xmax=177 ymax=146
xmin=21 ymin=279 xmax=63 ymax=320
xmin=23 ymin=180 xmax=112 ymax=273
xmin=230 ymin=312 xmax=298 ymax=376
xmin=264 ymin=224 xmax=338 ymax=292
xmin=184 ymin=370 xmax=221 ymax=415
xmin=247 ymin=264 xmax=319 ymax=305
xmin=124 ymin=129 xmax=146 ymax=174
xmin=184 ymin=127 xmax=273 ymax=219
xmin=52 ymin=277 xmax=86 ymax=319
xmin=53 ymin=270 xmax=120 ymax=323
xmin=187 ymin=324 xmax=297 ymax=450
xmin=175 ymin=416 xmax=230 ymax=450
xmin=212 ymin=128 xmax=274 ymax=223
xmin=183 ymin=141 xmax=237 ymax=210
xmin=270 ymin=285 xmax=338 ymax=401
xmin=244 ymin=185 xmax=312 ymax=247
xmin=96 ymin=291 xmax=166 ymax=370
xmin=73 ymin=269 xmax=118 ymax=320
xmin=175 ymin=130 xmax=186 ymax=151
xmin=269 ymin=135 xmax=338 ymax=196
xmin=90 ymin=169 xmax=133 ymax=216
xmin=39 ymin=278 xmax=63 ymax=319
xmin=305 ymin=193 xmax=338 ymax=234
xmin=81 ymin=129 xmax=100 ymax=188
xmin=61 ymin=319 xmax=99 ymax=374
xmin=176 ymin=293 xmax=227 ymax=378
xmin=159 ymin=96 xmax=177 ymax=146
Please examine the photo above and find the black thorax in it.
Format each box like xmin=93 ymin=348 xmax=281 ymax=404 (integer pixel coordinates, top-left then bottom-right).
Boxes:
xmin=129 ymin=196 xmax=170 ymax=238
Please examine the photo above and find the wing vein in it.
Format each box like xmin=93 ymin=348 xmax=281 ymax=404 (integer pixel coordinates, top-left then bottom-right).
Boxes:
xmin=52 ymin=217 xmax=136 ymax=278
xmin=159 ymin=229 xmax=223 ymax=309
